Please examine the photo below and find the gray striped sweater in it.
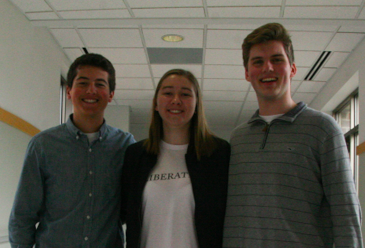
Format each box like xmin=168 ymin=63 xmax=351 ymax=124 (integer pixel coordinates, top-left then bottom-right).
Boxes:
xmin=223 ymin=102 xmax=363 ymax=248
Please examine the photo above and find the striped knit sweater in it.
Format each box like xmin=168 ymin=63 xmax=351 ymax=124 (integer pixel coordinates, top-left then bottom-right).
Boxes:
xmin=223 ymin=102 xmax=363 ymax=248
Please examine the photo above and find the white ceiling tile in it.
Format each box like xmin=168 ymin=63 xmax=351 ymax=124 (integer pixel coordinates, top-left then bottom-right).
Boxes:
xmin=204 ymin=101 xmax=242 ymax=112
xmin=285 ymin=0 xmax=362 ymax=5
xmin=88 ymin=48 xmax=148 ymax=64
xmin=205 ymin=110 xmax=237 ymax=126
xmin=293 ymin=67 xmax=309 ymax=81
xmin=114 ymin=65 xmax=151 ymax=78
xmin=63 ymin=48 xmax=83 ymax=62
xmin=130 ymin=108 xmax=152 ymax=117
xmin=151 ymin=65 xmax=202 ymax=79
xmin=284 ymin=7 xmax=358 ymax=19
xmin=142 ymin=24 xmax=204 ymax=29
xmin=295 ymin=51 xmax=321 ymax=67
xmin=116 ymin=78 xmax=155 ymax=90
xmin=58 ymin=9 xmax=131 ymax=19
xmin=132 ymin=7 xmax=205 ymax=18
xmin=242 ymin=101 xmax=259 ymax=110
xmin=203 ymin=91 xmax=246 ymax=101
xmin=292 ymin=93 xmax=317 ymax=104
xmin=207 ymin=30 xmax=251 ymax=49
xmin=26 ymin=12 xmax=59 ymax=20
xmin=50 ymin=29 xmax=84 ymax=47
xmin=291 ymin=31 xmax=333 ymax=50
xmin=203 ymin=79 xmax=250 ymax=91
xmin=79 ymin=29 xmax=143 ymax=48
xmin=143 ymin=29 xmax=203 ymax=48
xmin=245 ymin=92 xmax=257 ymax=101
xmin=296 ymin=81 xmax=326 ymax=93
xmin=204 ymin=65 xmax=244 ymax=79
xmin=115 ymin=99 xmax=151 ymax=109
xmin=47 ymin=0 xmax=126 ymax=10
xmin=131 ymin=115 xmax=150 ymax=124
xmin=207 ymin=0 xmax=282 ymax=6
xmin=324 ymin=52 xmax=349 ymax=68
xmin=339 ymin=25 xmax=365 ymax=33
xmin=359 ymin=8 xmax=365 ymax=19
xmin=326 ymin=33 xmax=365 ymax=52
xmin=207 ymin=24 xmax=257 ymax=30
xmin=291 ymin=80 xmax=302 ymax=92
xmin=205 ymin=49 xmax=242 ymax=65
xmin=113 ymin=90 xmax=154 ymax=100
xmin=313 ymin=68 xmax=336 ymax=81
xmin=129 ymin=0 xmax=203 ymax=8
xmin=285 ymin=24 xmax=338 ymax=32
xmin=209 ymin=7 xmax=281 ymax=18
xmin=9 ymin=0 xmax=52 ymax=12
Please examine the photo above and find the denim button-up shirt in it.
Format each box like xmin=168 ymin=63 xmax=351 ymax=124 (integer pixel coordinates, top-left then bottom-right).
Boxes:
xmin=9 ymin=115 xmax=135 ymax=248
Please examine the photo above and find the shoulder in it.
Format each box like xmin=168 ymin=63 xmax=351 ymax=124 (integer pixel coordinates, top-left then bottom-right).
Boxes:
xmin=31 ymin=124 xmax=67 ymax=143
xmin=125 ymin=139 xmax=147 ymax=154
xmin=298 ymin=107 xmax=342 ymax=135
xmin=105 ymin=125 xmax=136 ymax=144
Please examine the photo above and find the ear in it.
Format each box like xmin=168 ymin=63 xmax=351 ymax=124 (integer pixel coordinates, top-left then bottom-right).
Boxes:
xmin=245 ymin=66 xmax=251 ymax=82
xmin=290 ymin=62 xmax=297 ymax=79
xmin=66 ymin=86 xmax=72 ymax=100
xmin=108 ymin=91 xmax=114 ymax=102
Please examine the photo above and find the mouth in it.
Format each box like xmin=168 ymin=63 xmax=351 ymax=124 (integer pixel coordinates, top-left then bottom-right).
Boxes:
xmin=169 ymin=109 xmax=183 ymax=114
xmin=83 ymin=99 xmax=98 ymax=103
xmin=260 ymin=77 xmax=277 ymax=83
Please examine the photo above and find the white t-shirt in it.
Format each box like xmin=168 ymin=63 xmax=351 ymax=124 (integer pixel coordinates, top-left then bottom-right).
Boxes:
xmin=260 ymin=113 xmax=284 ymax=123
xmin=141 ymin=141 xmax=198 ymax=248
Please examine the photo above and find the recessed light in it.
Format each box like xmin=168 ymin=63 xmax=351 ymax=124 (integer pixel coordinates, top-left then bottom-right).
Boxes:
xmin=162 ymin=34 xmax=184 ymax=42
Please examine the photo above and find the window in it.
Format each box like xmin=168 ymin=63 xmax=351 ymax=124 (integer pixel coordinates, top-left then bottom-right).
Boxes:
xmin=333 ymin=89 xmax=359 ymax=189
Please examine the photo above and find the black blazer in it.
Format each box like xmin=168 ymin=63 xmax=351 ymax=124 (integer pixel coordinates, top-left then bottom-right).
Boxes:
xmin=121 ymin=137 xmax=231 ymax=248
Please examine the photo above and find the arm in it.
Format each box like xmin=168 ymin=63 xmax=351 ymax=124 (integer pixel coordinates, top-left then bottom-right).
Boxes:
xmin=321 ymin=119 xmax=363 ymax=247
xmin=8 ymin=138 xmax=45 ymax=248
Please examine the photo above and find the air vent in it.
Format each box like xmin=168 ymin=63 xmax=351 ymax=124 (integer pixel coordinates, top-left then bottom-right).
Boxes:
xmin=304 ymin=51 xmax=331 ymax=81
xmin=147 ymin=48 xmax=203 ymax=64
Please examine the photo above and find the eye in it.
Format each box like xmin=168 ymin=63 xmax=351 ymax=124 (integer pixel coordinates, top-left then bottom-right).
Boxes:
xmin=252 ymin=60 xmax=263 ymax=65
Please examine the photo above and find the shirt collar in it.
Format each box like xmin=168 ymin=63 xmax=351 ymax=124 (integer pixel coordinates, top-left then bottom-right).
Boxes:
xmin=248 ymin=101 xmax=307 ymax=124
xmin=66 ymin=114 xmax=107 ymax=140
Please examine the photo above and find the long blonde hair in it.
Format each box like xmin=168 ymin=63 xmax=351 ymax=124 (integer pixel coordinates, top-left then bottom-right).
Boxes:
xmin=144 ymin=69 xmax=217 ymax=160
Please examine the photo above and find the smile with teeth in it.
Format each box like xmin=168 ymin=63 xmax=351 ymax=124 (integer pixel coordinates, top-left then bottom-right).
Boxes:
xmin=261 ymin=78 xmax=277 ymax=83
xmin=169 ymin=110 xmax=182 ymax=113
xmin=83 ymin=99 xmax=98 ymax=103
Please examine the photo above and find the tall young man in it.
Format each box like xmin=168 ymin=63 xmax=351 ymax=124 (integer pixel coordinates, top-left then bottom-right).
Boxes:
xmin=223 ymin=23 xmax=363 ymax=247
xmin=9 ymin=53 xmax=135 ymax=247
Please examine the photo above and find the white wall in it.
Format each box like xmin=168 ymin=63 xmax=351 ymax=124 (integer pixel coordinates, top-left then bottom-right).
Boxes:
xmin=0 ymin=0 xmax=70 ymax=131
xmin=0 ymin=122 xmax=32 ymax=247
xmin=104 ymin=105 xmax=131 ymax=132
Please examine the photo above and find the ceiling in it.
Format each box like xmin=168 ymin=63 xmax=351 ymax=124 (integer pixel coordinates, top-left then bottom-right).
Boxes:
xmin=8 ymin=0 xmax=365 ymax=134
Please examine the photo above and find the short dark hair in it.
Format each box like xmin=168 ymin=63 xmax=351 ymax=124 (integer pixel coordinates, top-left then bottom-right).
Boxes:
xmin=66 ymin=53 xmax=116 ymax=92
xmin=242 ymin=23 xmax=294 ymax=68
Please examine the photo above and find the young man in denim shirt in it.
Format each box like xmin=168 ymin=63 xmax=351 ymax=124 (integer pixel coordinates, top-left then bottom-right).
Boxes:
xmin=9 ymin=53 xmax=135 ymax=248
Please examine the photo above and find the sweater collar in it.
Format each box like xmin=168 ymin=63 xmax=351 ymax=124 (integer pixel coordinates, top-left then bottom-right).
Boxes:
xmin=248 ymin=101 xmax=307 ymax=124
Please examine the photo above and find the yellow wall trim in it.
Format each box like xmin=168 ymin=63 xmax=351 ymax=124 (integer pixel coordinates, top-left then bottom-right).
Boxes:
xmin=0 ymin=107 xmax=40 ymax=137
xmin=357 ymin=141 xmax=365 ymax=155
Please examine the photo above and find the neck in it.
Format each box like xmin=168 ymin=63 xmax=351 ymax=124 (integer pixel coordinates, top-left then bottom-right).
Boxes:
xmin=258 ymin=98 xmax=297 ymax=116
xmin=162 ymin=126 xmax=190 ymax=145
xmin=72 ymin=114 xmax=104 ymax=133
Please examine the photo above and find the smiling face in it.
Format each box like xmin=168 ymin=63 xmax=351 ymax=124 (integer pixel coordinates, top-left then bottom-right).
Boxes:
xmin=245 ymin=40 xmax=297 ymax=105
xmin=155 ymin=74 xmax=197 ymax=132
xmin=67 ymin=65 xmax=114 ymax=122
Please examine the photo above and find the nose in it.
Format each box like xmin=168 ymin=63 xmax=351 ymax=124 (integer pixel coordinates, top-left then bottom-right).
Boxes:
xmin=86 ymin=83 xmax=97 ymax=94
xmin=172 ymin=94 xmax=182 ymax=104
xmin=263 ymin=61 xmax=274 ymax=73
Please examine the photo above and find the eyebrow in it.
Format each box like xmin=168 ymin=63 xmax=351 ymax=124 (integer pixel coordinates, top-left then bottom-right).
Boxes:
xmin=161 ymin=86 xmax=193 ymax=92
xmin=251 ymin=53 xmax=285 ymax=61
xmin=76 ymin=76 xmax=108 ymax=84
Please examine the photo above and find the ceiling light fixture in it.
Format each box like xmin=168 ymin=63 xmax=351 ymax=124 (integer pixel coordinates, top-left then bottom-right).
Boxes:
xmin=162 ymin=34 xmax=184 ymax=42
